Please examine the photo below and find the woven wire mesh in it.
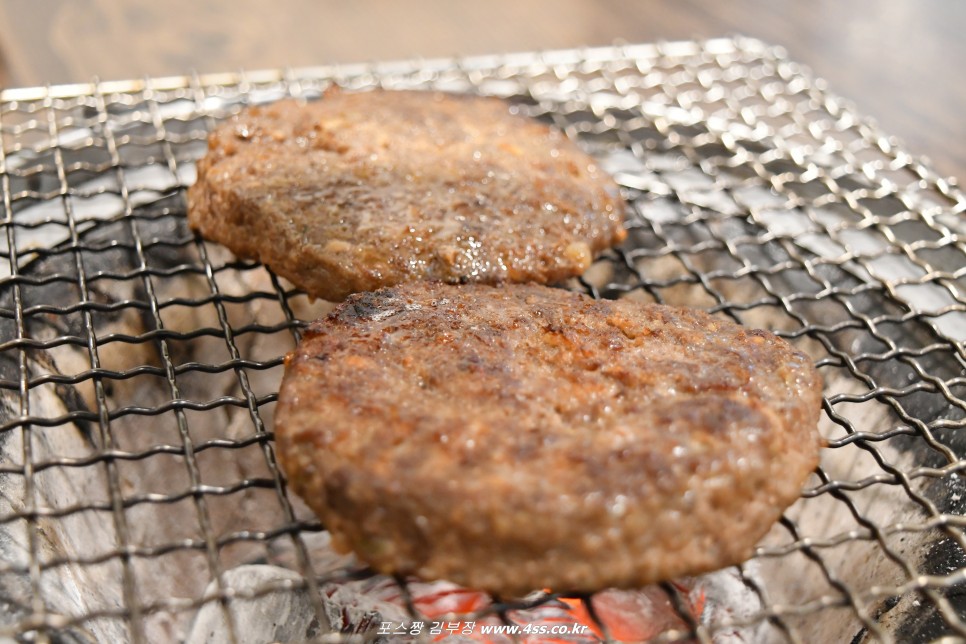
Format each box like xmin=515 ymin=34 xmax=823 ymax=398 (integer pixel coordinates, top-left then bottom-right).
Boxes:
xmin=0 ymin=37 xmax=964 ymax=643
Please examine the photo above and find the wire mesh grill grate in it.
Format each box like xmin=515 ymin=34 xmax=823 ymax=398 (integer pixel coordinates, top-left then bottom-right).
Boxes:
xmin=0 ymin=37 xmax=965 ymax=643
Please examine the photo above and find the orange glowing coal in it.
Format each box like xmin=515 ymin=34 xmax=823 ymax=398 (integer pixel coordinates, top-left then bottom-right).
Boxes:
xmin=385 ymin=580 xmax=706 ymax=643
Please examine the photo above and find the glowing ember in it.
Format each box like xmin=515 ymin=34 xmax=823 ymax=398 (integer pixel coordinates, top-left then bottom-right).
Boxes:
xmin=369 ymin=579 xmax=705 ymax=642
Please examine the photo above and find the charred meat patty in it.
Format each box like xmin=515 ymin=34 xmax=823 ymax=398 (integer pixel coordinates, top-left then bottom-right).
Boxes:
xmin=275 ymin=282 xmax=824 ymax=595
xmin=187 ymin=91 xmax=625 ymax=301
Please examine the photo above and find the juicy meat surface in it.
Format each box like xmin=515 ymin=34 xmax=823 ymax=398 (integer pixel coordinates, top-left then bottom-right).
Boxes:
xmin=187 ymin=90 xmax=625 ymax=301
xmin=275 ymin=282 xmax=824 ymax=595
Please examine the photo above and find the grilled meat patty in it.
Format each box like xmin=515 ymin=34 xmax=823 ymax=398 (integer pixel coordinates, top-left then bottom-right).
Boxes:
xmin=187 ymin=91 xmax=625 ymax=301
xmin=275 ymin=282 xmax=824 ymax=595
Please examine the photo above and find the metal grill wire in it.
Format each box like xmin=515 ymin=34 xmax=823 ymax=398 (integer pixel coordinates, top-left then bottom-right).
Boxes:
xmin=0 ymin=37 xmax=963 ymax=642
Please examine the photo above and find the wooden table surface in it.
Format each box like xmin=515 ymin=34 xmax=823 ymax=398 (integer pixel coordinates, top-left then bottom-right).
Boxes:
xmin=1 ymin=0 xmax=963 ymax=183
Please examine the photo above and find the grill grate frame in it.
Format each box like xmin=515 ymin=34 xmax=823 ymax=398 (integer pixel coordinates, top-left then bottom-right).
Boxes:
xmin=0 ymin=37 xmax=964 ymax=643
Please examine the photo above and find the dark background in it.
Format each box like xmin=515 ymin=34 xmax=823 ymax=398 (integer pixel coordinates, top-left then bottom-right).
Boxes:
xmin=0 ymin=0 xmax=963 ymax=181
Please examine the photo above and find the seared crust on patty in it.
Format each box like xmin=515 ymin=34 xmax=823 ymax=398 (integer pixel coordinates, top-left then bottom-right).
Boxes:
xmin=275 ymin=283 xmax=824 ymax=595
xmin=187 ymin=91 xmax=625 ymax=301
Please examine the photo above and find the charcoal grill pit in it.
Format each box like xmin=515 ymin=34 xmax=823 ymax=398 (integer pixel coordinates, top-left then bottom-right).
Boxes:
xmin=0 ymin=37 xmax=965 ymax=643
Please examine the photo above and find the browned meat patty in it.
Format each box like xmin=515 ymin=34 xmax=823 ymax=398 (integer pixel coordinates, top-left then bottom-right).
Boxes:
xmin=275 ymin=282 xmax=824 ymax=595
xmin=187 ymin=90 xmax=625 ymax=301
